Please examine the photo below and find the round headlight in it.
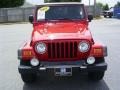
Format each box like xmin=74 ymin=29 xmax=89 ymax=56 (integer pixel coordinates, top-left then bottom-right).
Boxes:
xmin=35 ymin=42 xmax=46 ymax=54
xmin=30 ymin=58 xmax=39 ymax=66
xmin=87 ymin=57 xmax=95 ymax=65
xmin=78 ymin=42 xmax=90 ymax=52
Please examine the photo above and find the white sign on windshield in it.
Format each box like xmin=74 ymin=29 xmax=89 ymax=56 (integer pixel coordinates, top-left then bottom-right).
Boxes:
xmin=37 ymin=10 xmax=45 ymax=20
xmin=37 ymin=6 xmax=50 ymax=20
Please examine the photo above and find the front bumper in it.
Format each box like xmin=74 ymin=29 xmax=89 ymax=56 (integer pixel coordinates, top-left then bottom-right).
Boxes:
xmin=18 ymin=61 xmax=107 ymax=74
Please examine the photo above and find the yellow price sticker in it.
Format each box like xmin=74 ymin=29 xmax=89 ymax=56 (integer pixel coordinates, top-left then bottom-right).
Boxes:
xmin=39 ymin=6 xmax=50 ymax=12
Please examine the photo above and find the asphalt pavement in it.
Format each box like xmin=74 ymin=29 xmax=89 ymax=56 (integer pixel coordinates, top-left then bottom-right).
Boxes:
xmin=0 ymin=18 xmax=120 ymax=90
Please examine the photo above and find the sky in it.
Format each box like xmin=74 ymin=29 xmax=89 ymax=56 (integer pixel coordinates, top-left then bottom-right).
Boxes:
xmin=82 ymin=0 xmax=120 ymax=7
xmin=26 ymin=0 xmax=120 ymax=7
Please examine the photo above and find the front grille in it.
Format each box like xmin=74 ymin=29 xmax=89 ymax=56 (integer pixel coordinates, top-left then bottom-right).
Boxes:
xmin=48 ymin=41 xmax=78 ymax=59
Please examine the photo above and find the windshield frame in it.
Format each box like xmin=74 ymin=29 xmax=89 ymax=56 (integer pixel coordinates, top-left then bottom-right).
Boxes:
xmin=35 ymin=4 xmax=87 ymax=22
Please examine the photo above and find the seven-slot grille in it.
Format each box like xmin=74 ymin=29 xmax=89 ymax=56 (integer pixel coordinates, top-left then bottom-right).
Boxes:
xmin=48 ymin=41 xmax=78 ymax=59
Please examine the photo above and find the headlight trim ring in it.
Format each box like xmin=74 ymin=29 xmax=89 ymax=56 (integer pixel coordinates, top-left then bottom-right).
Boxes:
xmin=35 ymin=42 xmax=47 ymax=54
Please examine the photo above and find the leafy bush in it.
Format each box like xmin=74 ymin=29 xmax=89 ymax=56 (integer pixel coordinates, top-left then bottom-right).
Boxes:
xmin=115 ymin=1 xmax=120 ymax=7
xmin=0 ymin=0 xmax=24 ymax=8
xmin=103 ymin=4 xmax=109 ymax=10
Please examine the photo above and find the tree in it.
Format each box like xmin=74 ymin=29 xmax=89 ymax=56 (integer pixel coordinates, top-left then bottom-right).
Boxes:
xmin=115 ymin=1 xmax=120 ymax=7
xmin=0 ymin=0 xmax=24 ymax=8
xmin=96 ymin=2 xmax=103 ymax=8
xmin=45 ymin=0 xmax=81 ymax=3
xmin=103 ymin=4 xmax=109 ymax=10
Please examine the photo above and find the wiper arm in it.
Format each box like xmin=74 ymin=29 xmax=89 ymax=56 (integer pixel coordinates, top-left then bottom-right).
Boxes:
xmin=38 ymin=18 xmax=82 ymax=21
xmin=57 ymin=18 xmax=82 ymax=21
xmin=57 ymin=18 xmax=73 ymax=20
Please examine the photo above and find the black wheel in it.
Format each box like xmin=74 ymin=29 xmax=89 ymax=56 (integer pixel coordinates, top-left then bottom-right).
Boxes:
xmin=21 ymin=73 xmax=37 ymax=83
xmin=88 ymin=71 xmax=105 ymax=81
xmin=104 ymin=15 xmax=107 ymax=18
xmin=109 ymin=15 xmax=112 ymax=18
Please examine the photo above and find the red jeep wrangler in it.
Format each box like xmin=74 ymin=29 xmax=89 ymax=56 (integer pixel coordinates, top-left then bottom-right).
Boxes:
xmin=18 ymin=3 xmax=107 ymax=83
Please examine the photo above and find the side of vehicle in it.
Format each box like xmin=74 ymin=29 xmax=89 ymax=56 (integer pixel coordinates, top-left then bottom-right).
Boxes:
xmin=103 ymin=8 xmax=114 ymax=18
xmin=103 ymin=11 xmax=113 ymax=18
xmin=18 ymin=3 xmax=108 ymax=83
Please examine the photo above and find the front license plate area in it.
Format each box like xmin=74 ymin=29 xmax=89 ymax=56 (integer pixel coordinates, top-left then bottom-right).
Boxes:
xmin=54 ymin=68 xmax=72 ymax=76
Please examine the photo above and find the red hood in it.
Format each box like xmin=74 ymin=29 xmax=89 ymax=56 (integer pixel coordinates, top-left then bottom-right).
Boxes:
xmin=32 ymin=21 xmax=92 ymax=41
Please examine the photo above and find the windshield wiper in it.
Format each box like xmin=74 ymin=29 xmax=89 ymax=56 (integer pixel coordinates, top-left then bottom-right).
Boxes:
xmin=38 ymin=18 xmax=82 ymax=21
xmin=57 ymin=18 xmax=82 ymax=21
xmin=57 ymin=18 xmax=74 ymax=20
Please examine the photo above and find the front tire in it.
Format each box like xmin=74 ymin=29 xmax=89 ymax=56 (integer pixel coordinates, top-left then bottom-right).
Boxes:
xmin=88 ymin=71 xmax=105 ymax=81
xmin=104 ymin=15 xmax=107 ymax=18
xmin=109 ymin=15 xmax=112 ymax=18
xmin=21 ymin=73 xmax=37 ymax=83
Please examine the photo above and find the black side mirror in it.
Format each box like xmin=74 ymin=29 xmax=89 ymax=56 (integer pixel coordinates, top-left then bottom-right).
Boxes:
xmin=88 ymin=15 xmax=93 ymax=22
xmin=29 ymin=15 xmax=34 ymax=23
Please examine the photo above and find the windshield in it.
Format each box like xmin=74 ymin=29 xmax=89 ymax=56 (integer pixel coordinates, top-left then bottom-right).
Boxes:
xmin=37 ymin=5 xmax=85 ymax=21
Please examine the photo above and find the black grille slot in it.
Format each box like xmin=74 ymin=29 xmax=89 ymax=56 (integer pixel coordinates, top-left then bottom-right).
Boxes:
xmin=48 ymin=41 xmax=77 ymax=59
xmin=74 ymin=42 xmax=78 ymax=57
xmin=65 ymin=42 xmax=69 ymax=58
xmin=61 ymin=43 xmax=64 ymax=58
xmin=70 ymin=42 xmax=73 ymax=58
xmin=52 ymin=43 xmax=56 ymax=58
xmin=57 ymin=43 xmax=60 ymax=58
xmin=48 ymin=43 xmax=51 ymax=58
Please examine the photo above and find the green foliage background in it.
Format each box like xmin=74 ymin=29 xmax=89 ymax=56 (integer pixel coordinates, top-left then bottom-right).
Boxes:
xmin=97 ymin=2 xmax=109 ymax=10
xmin=115 ymin=1 xmax=120 ymax=7
xmin=0 ymin=0 xmax=24 ymax=8
xmin=102 ymin=4 xmax=109 ymax=10
xmin=45 ymin=0 xmax=81 ymax=3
